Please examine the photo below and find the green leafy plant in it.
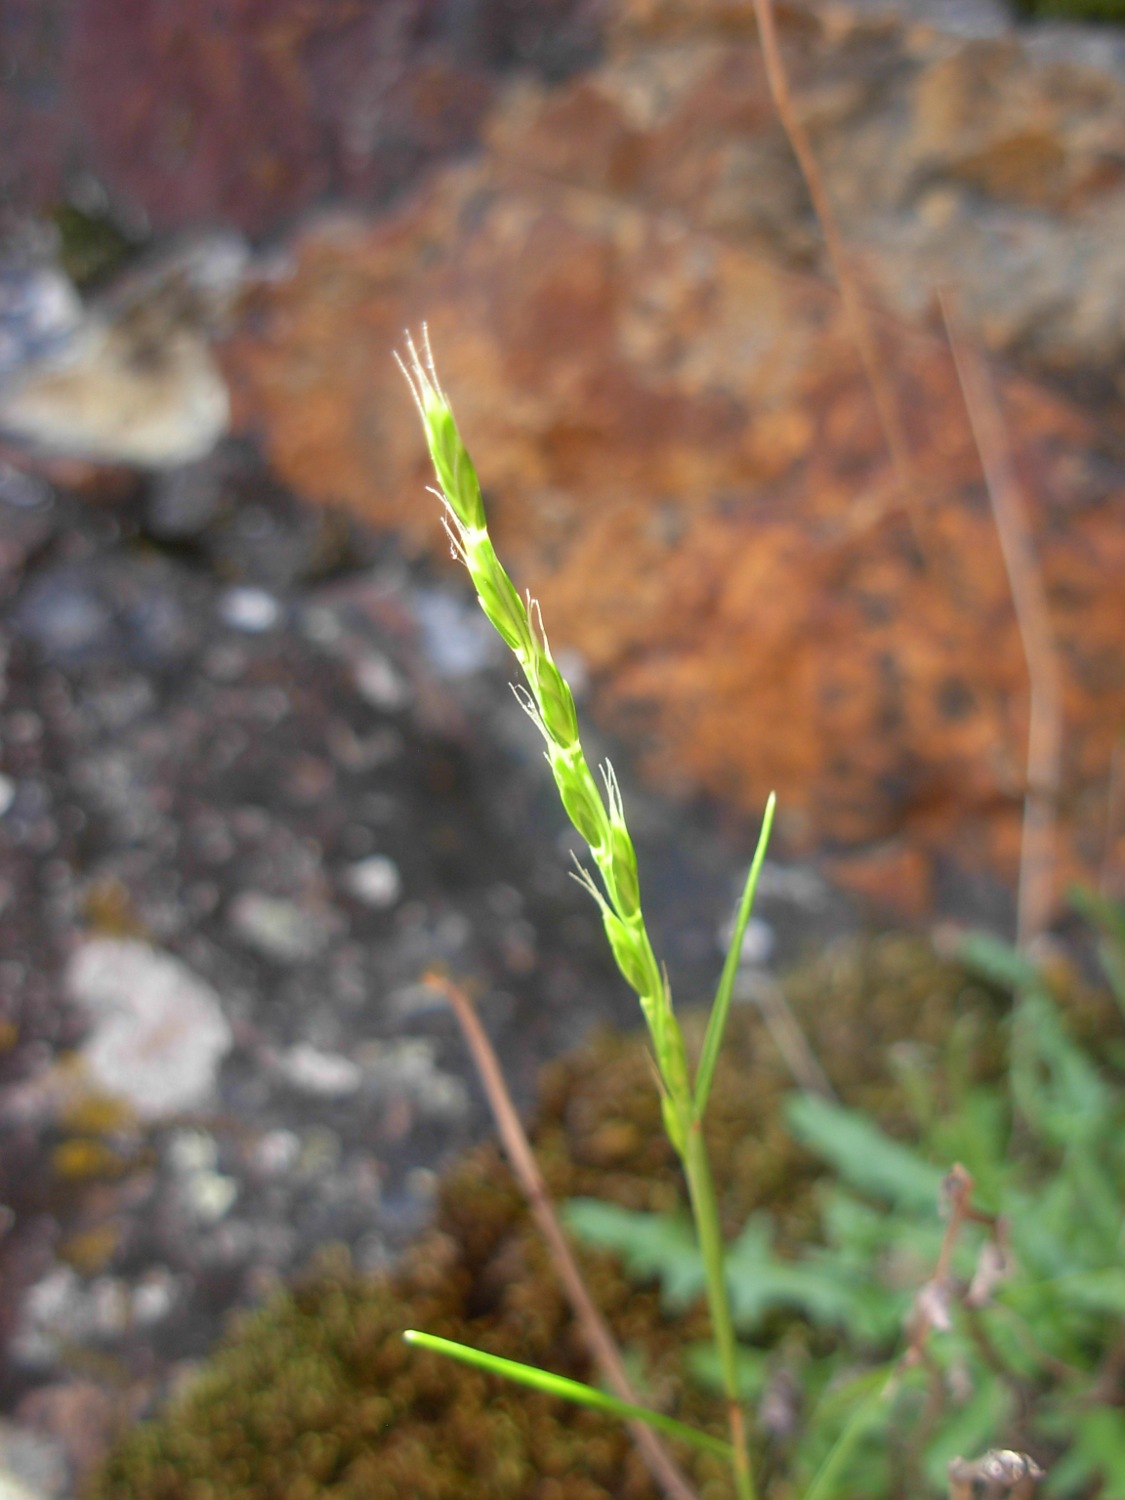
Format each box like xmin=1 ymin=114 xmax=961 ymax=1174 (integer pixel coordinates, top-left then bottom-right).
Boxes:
xmin=398 ymin=326 xmax=777 ymax=1500
xmin=567 ymin=922 xmax=1125 ymax=1497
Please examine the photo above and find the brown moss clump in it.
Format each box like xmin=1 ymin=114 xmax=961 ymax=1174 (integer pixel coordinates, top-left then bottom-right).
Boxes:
xmin=90 ymin=936 xmax=1022 ymax=1500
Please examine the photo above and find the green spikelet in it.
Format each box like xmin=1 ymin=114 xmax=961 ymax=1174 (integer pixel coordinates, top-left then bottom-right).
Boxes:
xmin=603 ymin=911 xmax=654 ymax=999
xmin=399 ymin=341 xmax=486 ymax=532
xmin=606 ymin=826 xmax=640 ymax=919
xmin=466 ymin=545 xmax=534 ymax=656
xmin=531 ymin=656 xmax=580 ymax=748
xmin=549 ymin=750 xmax=609 ymax=851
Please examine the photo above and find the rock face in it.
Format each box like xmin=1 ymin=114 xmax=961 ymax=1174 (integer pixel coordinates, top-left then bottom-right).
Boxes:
xmin=0 ymin=0 xmax=603 ymax=237
xmin=223 ymin=0 xmax=1125 ymax=914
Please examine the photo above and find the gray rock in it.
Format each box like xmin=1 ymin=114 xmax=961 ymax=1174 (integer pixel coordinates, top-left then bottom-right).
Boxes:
xmin=363 ymin=1038 xmax=470 ymax=1123
xmin=0 ymin=235 xmax=246 ymax=468
xmin=0 ymin=318 xmax=230 ymax=467
xmin=0 ymin=266 xmax=83 ymax=382
xmin=411 ymin=586 xmax=499 ymax=678
xmin=352 ymin=651 xmax=410 ymax=711
xmin=65 ymin=938 xmax=233 ymax=1119
xmin=218 ymin=587 xmax=282 ymax=633
xmin=145 ymin=460 xmax=224 ymax=540
xmin=341 ymin=854 xmax=402 ymax=909
xmin=276 ymin=1043 xmax=364 ymax=1097
xmin=227 ymin=891 xmax=340 ymax=963
xmin=13 ymin=568 xmax=115 ymax=662
xmin=0 ymin=1420 xmax=67 ymax=1500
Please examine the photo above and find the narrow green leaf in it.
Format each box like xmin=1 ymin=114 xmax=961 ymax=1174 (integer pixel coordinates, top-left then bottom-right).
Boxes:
xmin=402 ymin=1330 xmax=732 ymax=1460
xmin=801 ymin=1366 xmax=893 ymax=1500
xmin=694 ymin=793 xmax=776 ymax=1119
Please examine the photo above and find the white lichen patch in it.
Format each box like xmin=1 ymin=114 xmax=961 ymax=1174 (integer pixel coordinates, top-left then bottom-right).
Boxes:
xmin=66 ymin=938 xmax=232 ymax=1119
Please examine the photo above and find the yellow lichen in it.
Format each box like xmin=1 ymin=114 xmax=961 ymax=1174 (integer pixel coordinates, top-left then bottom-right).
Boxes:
xmin=52 ymin=1137 xmax=132 ymax=1182
xmin=60 ymin=1222 xmax=124 ymax=1275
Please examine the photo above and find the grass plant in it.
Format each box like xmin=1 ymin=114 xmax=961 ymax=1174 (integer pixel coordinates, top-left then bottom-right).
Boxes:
xmin=398 ymin=326 xmax=777 ymax=1500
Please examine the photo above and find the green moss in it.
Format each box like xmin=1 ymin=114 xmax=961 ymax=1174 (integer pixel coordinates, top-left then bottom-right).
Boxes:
xmin=92 ymin=937 xmax=1039 ymax=1500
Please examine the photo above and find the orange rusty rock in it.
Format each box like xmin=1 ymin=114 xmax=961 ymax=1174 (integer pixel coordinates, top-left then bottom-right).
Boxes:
xmin=822 ymin=842 xmax=933 ymax=921
xmin=221 ymin=4 xmax=1125 ymax=918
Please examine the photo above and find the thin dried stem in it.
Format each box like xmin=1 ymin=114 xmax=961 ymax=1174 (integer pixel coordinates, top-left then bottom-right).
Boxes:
xmin=940 ymin=292 xmax=1064 ymax=951
xmin=1100 ymin=738 xmax=1125 ymax=899
xmin=749 ymin=0 xmax=928 ymax=554
xmin=423 ymin=971 xmax=702 ymax=1500
xmin=904 ymin=1165 xmax=1008 ymax=1369
xmin=740 ymin=971 xmax=836 ymax=1100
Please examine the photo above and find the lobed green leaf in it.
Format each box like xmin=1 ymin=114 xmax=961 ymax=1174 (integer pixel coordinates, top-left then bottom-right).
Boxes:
xmin=785 ymin=1094 xmax=945 ymax=1211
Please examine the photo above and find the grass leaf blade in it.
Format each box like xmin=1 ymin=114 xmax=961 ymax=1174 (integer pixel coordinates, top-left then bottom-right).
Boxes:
xmin=801 ymin=1364 xmax=893 ymax=1500
xmin=694 ymin=794 xmax=776 ymax=1119
xmin=403 ymin=1331 xmax=733 ymax=1460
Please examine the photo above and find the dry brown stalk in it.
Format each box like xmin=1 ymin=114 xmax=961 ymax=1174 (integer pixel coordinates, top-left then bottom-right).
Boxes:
xmin=748 ymin=0 xmax=928 ymax=553
xmin=423 ymin=970 xmax=702 ymax=1500
xmin=1100 ymin=738 xmax=1125 ymax=898
xmin=940 ymin=292 xmax=1065 ymax=951
xmin=905 ymin=1164 xmax=1006 ymax=1367
xmin=738 ymin=970 xmax=836 ymax=1100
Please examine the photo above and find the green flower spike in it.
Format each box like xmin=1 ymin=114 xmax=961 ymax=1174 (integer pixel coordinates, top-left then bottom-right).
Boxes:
xmin=399 ymin=326 xmax=772 ymax=1500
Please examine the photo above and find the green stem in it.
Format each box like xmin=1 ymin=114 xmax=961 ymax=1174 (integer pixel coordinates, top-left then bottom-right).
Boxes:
xmin=681 ymin=1117 xmax=756 ymax=1500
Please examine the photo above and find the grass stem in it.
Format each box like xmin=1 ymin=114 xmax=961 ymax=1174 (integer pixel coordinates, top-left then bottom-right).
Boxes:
xmin=401 ymin=327 xmax=761 ymax=1500
xmin=682 ymin=1119 xmax=757 ymax=1500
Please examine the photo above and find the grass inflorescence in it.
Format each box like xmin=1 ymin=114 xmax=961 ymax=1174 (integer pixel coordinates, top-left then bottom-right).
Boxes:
xmin=396 ymin=329 xmax=690 ymax=1136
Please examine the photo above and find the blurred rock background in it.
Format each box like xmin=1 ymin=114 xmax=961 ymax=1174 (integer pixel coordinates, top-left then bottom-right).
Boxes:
xmin=0 ymin=0 xmax=1124 ymax=1492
